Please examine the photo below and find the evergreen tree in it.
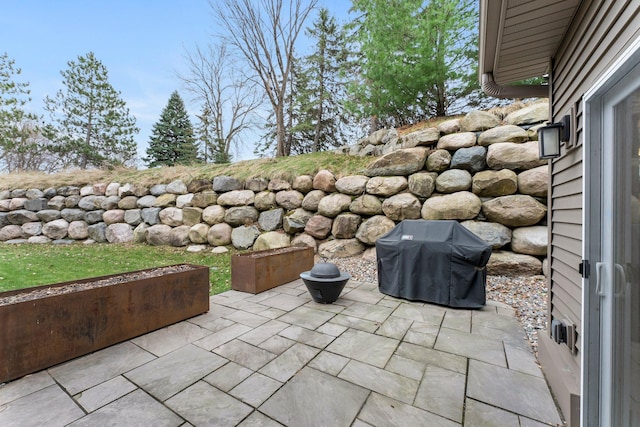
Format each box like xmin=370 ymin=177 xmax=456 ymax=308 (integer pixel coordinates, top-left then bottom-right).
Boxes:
xmin=44 ymin=52 xmax=138 ymax=169
xmin=194 ymin=105 xmax=233 ymax=164
xmin=294 ymin=8 xmax=354 ymax=153
xmin=348 ymin=0 xmax=479 ymax=127
xmin=257 ymin=9 xmax=356 ymax=156
xmin=0 ymin=53 xmax=44 ymax=171
xmin=145 ymin=91 xmax=198 ymax=167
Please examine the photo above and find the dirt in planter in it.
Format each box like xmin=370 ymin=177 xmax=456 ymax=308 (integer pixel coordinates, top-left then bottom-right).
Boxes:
xmin=0 ymin=264 xmax=199 ymax=307
xmin=242 ymin=246 xmax=309 ymax=258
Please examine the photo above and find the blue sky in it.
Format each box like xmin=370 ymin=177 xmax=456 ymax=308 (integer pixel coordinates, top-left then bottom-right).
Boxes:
xmin=0 ymin=0 xmax=352 ymax=164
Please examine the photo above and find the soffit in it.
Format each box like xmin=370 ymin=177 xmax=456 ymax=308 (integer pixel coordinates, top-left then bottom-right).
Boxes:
xmin=479 ymin=0 xmax=582 ymax=85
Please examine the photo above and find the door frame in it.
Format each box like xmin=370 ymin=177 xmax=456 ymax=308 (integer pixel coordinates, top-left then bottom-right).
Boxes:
xmin=582 ymin=35 xmax=640 ymax=427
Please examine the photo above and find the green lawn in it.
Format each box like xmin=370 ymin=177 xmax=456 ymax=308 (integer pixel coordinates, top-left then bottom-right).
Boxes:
xmin=0 ymin=243 xmax=233 ymax=295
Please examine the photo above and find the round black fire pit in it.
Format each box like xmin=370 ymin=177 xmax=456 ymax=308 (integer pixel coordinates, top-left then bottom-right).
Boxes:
xmin=300 ymin=263 xmax=350 ymax=304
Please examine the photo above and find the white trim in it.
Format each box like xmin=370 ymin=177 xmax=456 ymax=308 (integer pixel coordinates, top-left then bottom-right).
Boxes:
xmin=581 ymin=94 xmax=587 ymax=427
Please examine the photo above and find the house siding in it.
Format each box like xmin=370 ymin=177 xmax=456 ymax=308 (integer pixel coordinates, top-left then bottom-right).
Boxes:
xmin=540 ymin=1 xmax=640 ymax=425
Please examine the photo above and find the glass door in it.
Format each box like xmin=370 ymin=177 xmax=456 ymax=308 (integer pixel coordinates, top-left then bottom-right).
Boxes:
xmin=597 ymin=68 xmax=640 ymax=427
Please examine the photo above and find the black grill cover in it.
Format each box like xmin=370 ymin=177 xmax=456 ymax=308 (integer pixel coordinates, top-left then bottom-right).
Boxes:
xmin=376 ymin=220 xmax=492 ymax=308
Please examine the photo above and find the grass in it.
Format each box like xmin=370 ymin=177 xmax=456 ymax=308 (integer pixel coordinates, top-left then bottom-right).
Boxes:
xmin=0 ymin=243 xmax=234 ymax=295
xmin=0 ymin=151 xmax=375 ymax=191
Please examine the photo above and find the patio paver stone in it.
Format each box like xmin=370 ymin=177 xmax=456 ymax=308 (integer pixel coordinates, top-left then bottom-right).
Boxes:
xmin=125 ymin=344 xmax=227 ymax=401
xmin=467 ymin=359 xmax=564 ymax=426
xmin=259 ymin=367 xmax=369 ymax=427
xmin=0 ymin=279 xmax=564 ymax=427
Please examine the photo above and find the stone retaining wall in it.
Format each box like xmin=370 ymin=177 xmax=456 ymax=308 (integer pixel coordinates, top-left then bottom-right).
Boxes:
xmin=0 ymin=101 xmax=551 ymax=276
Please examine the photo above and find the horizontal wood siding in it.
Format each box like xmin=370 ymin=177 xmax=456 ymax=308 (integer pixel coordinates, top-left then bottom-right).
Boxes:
xmin=548 ymin=0 xmax=640 ymax=373
xmin=549 ymin=121 xmax=583 ymax=368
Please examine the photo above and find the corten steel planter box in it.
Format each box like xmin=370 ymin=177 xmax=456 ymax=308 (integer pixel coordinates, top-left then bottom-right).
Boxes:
xmin=0 ymin=264 xmax=209 ymax=384
xmin=231 ymin=246 xmax=314 ymax=294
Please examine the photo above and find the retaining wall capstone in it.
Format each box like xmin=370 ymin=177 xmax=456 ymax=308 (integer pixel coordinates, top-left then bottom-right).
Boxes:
xmin=0 ymin=101 xmax=551 ymax=276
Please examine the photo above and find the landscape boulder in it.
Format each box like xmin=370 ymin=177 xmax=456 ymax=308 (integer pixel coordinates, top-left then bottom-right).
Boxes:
xmin=318 ymin=238 xmax=365 ymax=258
xmin=87 ymin=223 xmax=108 ymax=243
xmin=349 ymin=195 xmax=383 ymax=216
xmin=402 ymin=127 xmax=440 ymax=148
xmin=364 ymin=147 xmax=429 ymax=176
xmin=301 ymin=190 xmax=326 ymax=211
xmin=188 ymin=223 xmax=210 ymax=244
xmin=202 ymin=205 xmax=226 ymax=224
xmin=169 ymin=225 xmax=191 ymax=247
xmin=504 ymin=102 xmax=548 ymax=126
xmin=335 ymin=175 xmax=369 ymax=195
xmin=408 ymin=172 xmax=437 ymax=198
xmin=317 ymin=193 xmax=351 ymax=218
xmin=449 ymin=146 xmax=487 ymax=172
xmin=268 ymin=179 xmax=291 ymax=191
xmin=460 ymin=220 xmax=512 ymax=249
xmin=213 ymin=176 xmax=243 ymax=192
xmin=254 ymin=191 xmax=277 ymax=211
xmin=487 ymin=251 xmax=542 ymax=276
xmin=518 ymin=165 xmax=548 ymax=197
xmin=438 ymin=118 xmax=460 ymax=134
xmin=486 ymin=141 xmax=547 ymax=170
xmin=472 ymin=169 xmax=518 ymax=197
xmin=436 ymin=132 xmax=476 ymax=150
xmin=331 ymin=213 xmax=361 ymax=239
xmin=224 ymin=206 xmax=258 ymax=226
xmin=421 ymin=192 xmax=482 ymax=220
xmin=426 ymin=149 xmax=451 ymax=172
xmin=258 ymin=208 xmax=284 ymax=232
xmin=106 ymin=223 xmax=134 ymax=244
xmin=355 ymin=215 xmax=396 ymax=245
xmin=159 ymin=207 xmax=183 ymax=226
xmin=478 ymin=125 xmax=529 ymax=145
xmin=217 ymin=190 xmax=255 ymax=207
xmin=292 ymin=175 xmax=314 ymax=193
xmin=283 ymin=208 xmax=313 ymax=234
xmin=511 ymin=226 xmax=548 ymax=256
xmin=381 ymin=193 xmax=422 ymax=221
xmin=482 ymin=195 xmax=547 ymax=227
xmin=207 ymin=223 xmax=232 ymax=246
xmin=275 ymin=190 xmax=304 ymax=210
xmin=460 ymin=110 xmax=500 ymax=131
xmin=313 ymin=170 xmax=336 ymax=192
xmin=435 ymin=169 xmax=472 ymax=193
xmin=365 ymin=176 xmax=408 ymax=196
xmin=145 ymin=224 xmax=172 ymax=246
xmin=231 ymin=225 xmax=260 ymax=249
xmin=304 ymin=215 xmax=334 ymax=239
xmin=253 ymin=231 xmax=291 ymax=251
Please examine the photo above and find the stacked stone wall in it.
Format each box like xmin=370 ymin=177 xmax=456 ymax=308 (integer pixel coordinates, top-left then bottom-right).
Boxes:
xmin=0 ymin=101 xmax=550 ymax=276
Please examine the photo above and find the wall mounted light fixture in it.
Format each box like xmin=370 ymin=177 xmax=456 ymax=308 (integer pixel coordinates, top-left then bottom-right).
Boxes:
xmin=538 ymin=115 xmax=570 ymax=159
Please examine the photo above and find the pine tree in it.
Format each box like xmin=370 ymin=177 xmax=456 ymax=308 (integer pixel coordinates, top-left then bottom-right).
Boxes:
xmin=145 ymin=91 xmax=198 ymax=167
xmin=44 ymin=52 xmax=138 ymax=169
xmin=348 ymin=0 xmax=479 ymax=127
xmin=257 ymin=9 xmax=356 ymax=156
xmin=0 ymin=53 xmax=44 ymax=171
xmin=294 ymin=8 xmax=353 ymax=153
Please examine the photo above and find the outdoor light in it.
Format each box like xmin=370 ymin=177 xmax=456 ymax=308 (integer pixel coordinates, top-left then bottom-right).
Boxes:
xmin=538 ymin=115 xmax=570 ymax=159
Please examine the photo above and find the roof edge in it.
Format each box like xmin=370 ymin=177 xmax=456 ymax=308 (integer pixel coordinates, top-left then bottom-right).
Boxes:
xmin=481 ymin=73 xmax=549 ymax=99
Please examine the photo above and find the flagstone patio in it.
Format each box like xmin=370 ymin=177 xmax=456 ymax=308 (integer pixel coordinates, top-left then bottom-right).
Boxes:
xmin=0 ymin=278 xmax=563 ymax=426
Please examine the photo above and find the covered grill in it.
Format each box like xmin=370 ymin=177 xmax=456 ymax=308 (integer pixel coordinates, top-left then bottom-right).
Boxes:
xmin=376 ymin=220 xmax=492 ymax=308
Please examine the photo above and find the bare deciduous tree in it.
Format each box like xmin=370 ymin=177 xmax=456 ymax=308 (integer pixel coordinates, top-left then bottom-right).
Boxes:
xmin=181 ymin=43 xmax=262 ymax=163
xmin=210 ymin=0 xmax=318 ymax=157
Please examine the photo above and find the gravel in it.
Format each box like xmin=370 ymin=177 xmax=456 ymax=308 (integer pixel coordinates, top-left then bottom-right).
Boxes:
xmin=331 ymin=256 xmax=547 ymax=353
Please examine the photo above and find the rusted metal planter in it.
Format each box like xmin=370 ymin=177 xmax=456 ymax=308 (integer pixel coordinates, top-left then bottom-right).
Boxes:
xmin=231 ymin=246 xmax=314 ymax=294
xmin=0 ymin=264 xmax=209 ymax=384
